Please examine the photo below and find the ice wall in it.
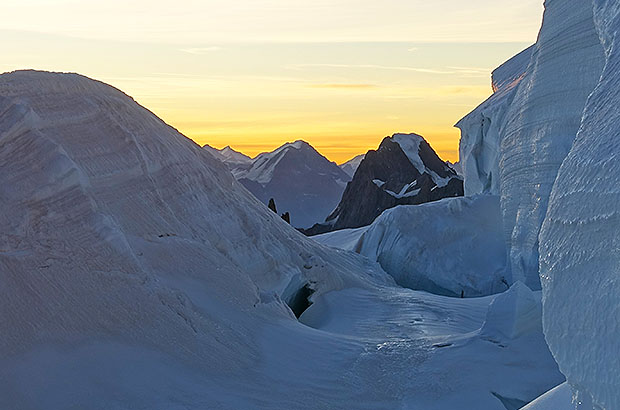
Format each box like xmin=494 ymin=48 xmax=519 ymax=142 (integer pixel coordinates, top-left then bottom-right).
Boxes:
xmin=499 ymin=0 xmax=605 ymax=289
xmin=539 ymin=1 xmax=620 ymax=408
xmin=456 ymin=46 xmax=533 ymax=196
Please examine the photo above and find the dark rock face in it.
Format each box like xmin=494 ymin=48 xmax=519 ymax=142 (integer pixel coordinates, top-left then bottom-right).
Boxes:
xmin=302 ymin=134 xmax=463 ymax=235
xmin=268 ymin=198 xmax=278 ymax=214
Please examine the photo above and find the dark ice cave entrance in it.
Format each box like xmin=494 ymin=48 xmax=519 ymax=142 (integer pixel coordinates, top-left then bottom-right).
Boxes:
xmin=286 ymin=284 xmax=315 ymax=318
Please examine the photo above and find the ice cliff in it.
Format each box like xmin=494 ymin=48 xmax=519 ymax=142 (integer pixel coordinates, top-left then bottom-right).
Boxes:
xmin=458 ymin=0 xmax=620 ymax=408
xmin=456 ymin=45 xmax=533 ymax=197
xmin=539 ymin=1 xmax=620 ymax=409
xmin=458 ymin=0 xmax=606 ymax=289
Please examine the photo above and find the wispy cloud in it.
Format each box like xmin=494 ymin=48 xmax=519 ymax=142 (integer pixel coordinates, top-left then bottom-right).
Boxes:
xmin=407 ymin=47 xmax=419 ymax=52
xmin=308 ymin=83 xmax=379 ymax=89
xmin=438 ymin=85 xmax=491 ymax=96
xmin=286 ymin=63 xmax=454 ymax=74
xmin=447 ymin=66 xmax=493 ymax=76
xmin=180 ymin=46 xmax=222 ymax=55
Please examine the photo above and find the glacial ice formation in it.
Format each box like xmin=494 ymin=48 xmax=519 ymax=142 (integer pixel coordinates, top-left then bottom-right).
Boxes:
xmin=455 ymin=45 xmax=533 ymax=197
xmin=538 ymin=1 xmax=620 ymax=408
xmin=458 ymin=0 xmax=606 ymax=290
xmin=498 ymin=0 xmax=606 ymax=289
xmin=315 ymin=195 xmax=509 ymax=297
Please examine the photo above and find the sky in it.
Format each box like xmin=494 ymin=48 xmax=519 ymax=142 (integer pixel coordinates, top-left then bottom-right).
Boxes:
xmin=1 ymin=0 xmax=544 ymax=163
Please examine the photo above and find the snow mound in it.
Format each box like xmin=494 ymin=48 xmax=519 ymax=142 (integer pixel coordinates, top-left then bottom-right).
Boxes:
xmin=0 ymin=69 xmax=401 ymax=408
xmin=315 ymin=195 xmax=509 ymax=297
xmin=481 ymin=282 xmax=541 ymax=340
xmin=539 ymin=1 xmax=620 ymax=409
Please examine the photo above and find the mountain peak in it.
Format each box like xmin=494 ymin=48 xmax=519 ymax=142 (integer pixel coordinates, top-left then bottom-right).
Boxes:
xmin=281 ymin=140 xmax=311 ymax=151
xmin=303 ymin=132 xmax=463 ymax=235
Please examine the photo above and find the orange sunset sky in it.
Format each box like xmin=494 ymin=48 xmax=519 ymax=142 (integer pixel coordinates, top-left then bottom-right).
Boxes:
xmin=2 ymin=0 xmax=543 ymax=163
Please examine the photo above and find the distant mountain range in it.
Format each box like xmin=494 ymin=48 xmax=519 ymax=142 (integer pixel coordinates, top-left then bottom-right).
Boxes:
xmin=302 ymin=133 xmax=464 ymax=235
xmin=205 ymin=141 xmax=351 ymax=229
xmin=339 ymin=154 xmax=365 ymax=177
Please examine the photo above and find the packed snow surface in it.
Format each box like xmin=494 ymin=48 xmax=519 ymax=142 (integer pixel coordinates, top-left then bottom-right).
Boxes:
xmin=315 ymin=195 xmax=509 ymax=297
xmin=0 ymin=70 xmax=563 ymax=409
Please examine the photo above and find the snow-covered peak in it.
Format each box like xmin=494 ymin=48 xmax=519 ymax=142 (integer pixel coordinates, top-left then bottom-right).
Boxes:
xmin=233 ymin=140 xmax=351 ymax=228
xmin=388 ymin=133 xmax=460 ymax=188
xmin=389 ymin=133 xmax=425 ymax=174
xmin=220 ymin=145 xmax=252 ymax=163
xmin=339 ymin=154 xmax=365 ymax=177
xmin=241 ymin=140 xmax=325 ymax=185
xmin=203 ymin=144 xmax=252 ymax=165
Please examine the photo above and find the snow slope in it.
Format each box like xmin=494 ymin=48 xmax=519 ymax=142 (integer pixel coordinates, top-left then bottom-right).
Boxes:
xmin=231 ymin=140 xmax=351 ymax=229
xmin=538 ymin=1 xmax=620 ymax=408
xmin=315 ymin=195 xmax=509 ymax=297
xmin=340 ymin=153 xmax=365 ymax=177
xmin=293 ymin=283 xmax=562 ymax=410
xmin=521 ymin=383 xmax=573 ymax=410
xmin=0 ymin=70 xmax=563 ymax=409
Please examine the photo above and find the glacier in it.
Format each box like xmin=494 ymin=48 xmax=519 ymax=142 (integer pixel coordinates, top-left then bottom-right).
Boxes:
xmin=455 ymin=0 xmax=620 ymax=408
xmin=0 ymin=69 xmax=565 ymax=409
xmin=538 ymin=0 xmax=620 ymax=408
xmin=455 ymin=45 xmax=533 ymax=197
xmin=498 ymin=0 xmax=606 ymax=289
xmin=458 ymin=0 xmax=606 ymax=290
